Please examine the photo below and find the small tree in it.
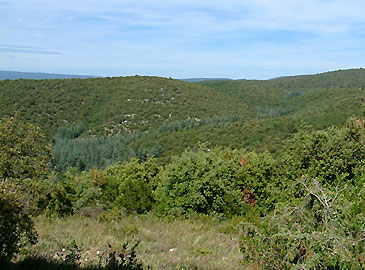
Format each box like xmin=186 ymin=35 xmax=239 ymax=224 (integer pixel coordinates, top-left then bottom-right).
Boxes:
xmin=106 ymin=158 xmax=159 ymax=214
xmin=155 ymin=147 xmax=248 ymax=216
xmin=280 ymin=118 xmax=364 ymax=188
xmin=0 ymin=114 xmax=50 ymax=182
xmin=0 ymin=181 xmax=37 ymax=263
xmin=0 ymin=114 xmax=49 ymax=261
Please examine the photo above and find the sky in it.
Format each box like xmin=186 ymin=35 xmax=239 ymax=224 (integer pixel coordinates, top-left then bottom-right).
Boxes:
xmin=1 ymin=0 xmax=365 ymax=79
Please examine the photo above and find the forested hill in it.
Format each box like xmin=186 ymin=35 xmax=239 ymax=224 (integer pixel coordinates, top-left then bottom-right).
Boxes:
xmin=0 ymin=69 xmax=364 ymax=169
xmin=0 ymin=75 xmax=254 ymax=138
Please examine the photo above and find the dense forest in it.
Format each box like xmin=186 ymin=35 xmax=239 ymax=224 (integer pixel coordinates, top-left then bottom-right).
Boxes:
xmin=0 ymin=69 xmax=364 ymax=170
xmin=1 ymin=69 xmax=364 ymax=269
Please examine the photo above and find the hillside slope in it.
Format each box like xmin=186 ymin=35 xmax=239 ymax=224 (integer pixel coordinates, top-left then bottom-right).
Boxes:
xmin=0 ymin=76 xmax=254 ymax=138
xmin=1 ymin=69 xmax=364 ymax=170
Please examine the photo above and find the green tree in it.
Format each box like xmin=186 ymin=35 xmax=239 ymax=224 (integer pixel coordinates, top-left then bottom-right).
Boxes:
xmin=155 ymin=147 xmax=248 ymax=217
xmin=0 ymin=182 xmax=37 ymax=263
xmin=280 ymin=118 xmax=364 ymax=187
xmin=106 ymin=158 xmax=159 ymax=214
xmin=0 ymin=114 xmax=49 ymax=262
xmin=0 ymin=114 xmax=50 ymax=182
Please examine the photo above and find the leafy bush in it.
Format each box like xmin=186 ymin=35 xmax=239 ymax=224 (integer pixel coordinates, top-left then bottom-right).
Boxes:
xmin=240 ymin=178 xmax=365 ymax=269
xmin=0 ymin=115 xmax=49 ymax=262
xmin=0 ymin=181 xmax=37 ymax=263
xmin=280 ymin=117 xmax=364 ymax=187
xmin=155 ymin=147 xmax=249 ymax=216
xmin=235 ymin=151 xmax=278 ymax=213
xmin=45 ymin=170 xmax=112 ymax=217
xmin=0 ymin=114 xmax=50 ymax=182
xmin=100 ymin=242 xmax=146 ymax=270
xmin=105 ymin=158 xmax=159 ymax=214
xmin=45 ymin=177 xmax=76 ymax=218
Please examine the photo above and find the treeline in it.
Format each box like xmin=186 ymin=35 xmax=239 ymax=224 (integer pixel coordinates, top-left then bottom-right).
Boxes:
xmin=51 ymin=116 xmax=246 ymax=171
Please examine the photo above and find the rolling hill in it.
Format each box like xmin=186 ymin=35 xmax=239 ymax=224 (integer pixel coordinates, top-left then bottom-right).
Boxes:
xmin=0 ymin=69 xmax=364 ymax=170
xmin=0 ymin=75 xmax=254 ymax=138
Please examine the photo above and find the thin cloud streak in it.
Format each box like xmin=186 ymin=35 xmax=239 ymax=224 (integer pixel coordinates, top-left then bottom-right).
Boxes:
xmin=0 ymin=48 xmax=62 ymax=55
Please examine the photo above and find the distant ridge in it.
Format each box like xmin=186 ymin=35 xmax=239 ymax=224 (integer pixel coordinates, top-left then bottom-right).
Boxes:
xmin=181 ymin=78 xmax=232 ymax=83
xmin=0 ymin=70 xmax=100 ymax=80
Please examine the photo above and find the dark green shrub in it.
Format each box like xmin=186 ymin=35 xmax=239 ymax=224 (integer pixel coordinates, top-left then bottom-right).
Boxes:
xmin=105 ymin=158 xmax=159 ymax=214
xmin=240 ymin=178 xmax=364 ymax=269
xmin=45 ymin=179 xmax=75 ymax=217
xmin=100 ymin=242 xmax=146 ymax=270
xmin=45 ymin=171 xmax=105 ymax=217
xmin=155 ymin=147 xmax=248 ymax=217
xmin=0 ymin=181 xmax=37 ymax=263
xmin=235 ymin=151 xmax=278 ymax=213
xmin=0 ymin=116 xmax=49 ymax=262
xmin=280 ymin=118 xmax=364 ymax=187
xmin=0 ymin=114 xmax=50 ymax=182
xmin=88 ymin=169 xmax=119 ymax=209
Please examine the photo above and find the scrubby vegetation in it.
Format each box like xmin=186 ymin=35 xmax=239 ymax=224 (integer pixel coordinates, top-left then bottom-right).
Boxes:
xmin=1 ymin=70 xmax=364 ymax=269
xmin=1 ymin=69 xmax=364 ymax=170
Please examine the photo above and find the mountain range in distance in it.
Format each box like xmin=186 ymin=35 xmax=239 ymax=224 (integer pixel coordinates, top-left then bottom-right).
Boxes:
xmin=0 ymin=70 xmax=100 ymax=80
xmin=180 ymin=78 xmax=233 ymax=82
xmin=0 ymin=70 xmax=235 ymax=82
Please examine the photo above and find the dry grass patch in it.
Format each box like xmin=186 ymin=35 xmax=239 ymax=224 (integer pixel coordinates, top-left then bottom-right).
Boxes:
xmin=29 ymin=214 xmax=243 ymax=269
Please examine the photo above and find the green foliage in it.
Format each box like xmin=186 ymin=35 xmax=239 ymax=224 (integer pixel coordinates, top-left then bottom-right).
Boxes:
xmin=236 ymin=151 xmax=278 ymax=213
xmin=44 ymin=170 xmax=116 ymax=217
xmin=55 ymin=240 xmax=82 ymax=266
xmin=46 ymin=158 xmax=159 ymax=217
xmin=4 ymin=241 xmax=148 ymax=270
xmin=45 ymin=176 xmax=76 ymax=217
xmin=280 ymin=117 xmax=365 ymax=187
xmin=257 ymin=105 xmax=294 ymax=119
xmin=52 ymin=122 xmax=87 ymax=141
xmin=155 ymin=147 xmax=249 ymax=217
xmin=51 ymin=133 xmax=138 ymax=172
xmin=0 ymin=114 xmax=50 ymax=182
xmin=156 ymin=115 xmax=244 ymax=133
xmin=100 ymin=242 xmax=146 ymax=270
xmin=0 ymin=76 xmax=252 ymax=139
xmin=2 ymin=70 xmax=364 ymax=168
xmin=0 ymin=181 xmax=37 ymax=263
xmin=0 ymin=116 xmax=50 ymax=262
xmin=106 ymin=158 xmax=159 ymax=214
xmin=240 ymin=178 xmax=364 ymax=269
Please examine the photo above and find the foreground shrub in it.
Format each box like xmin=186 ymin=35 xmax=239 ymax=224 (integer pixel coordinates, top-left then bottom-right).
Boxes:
xmin=240 ymin=178 xmax=364 ymax=269
xmin=155 ymin=147 xmax=249 ymax=216
xmin=280 ymin=117 xmax=364 ymax=187
xmin=0 ymin=114 xmax=50 ymax=182
xmin=0 ymin=181 xmax=37 ymax=263
xmin=45 ymin=170 xmax=111 ymax=217
xmin=0 ymin=115 xmax=49 ymax=262
xmin=235 ymin=151 xmax=278 ymax=213
xmin=4 ymin=241 xmax=147 ymax=270
xmin=45 ymin=176 xmax=76 ymax=217
xmin=105 ymin=158 xmax=159 ymax=214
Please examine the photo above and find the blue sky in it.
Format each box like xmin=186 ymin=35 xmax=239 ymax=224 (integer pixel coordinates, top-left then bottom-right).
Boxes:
xmin=1 ymin=0 xmax=365 ymax=79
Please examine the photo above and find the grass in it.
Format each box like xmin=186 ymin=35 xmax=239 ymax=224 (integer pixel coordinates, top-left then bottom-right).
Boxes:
xmin=22 ymin=213 xmax=244 ymax=269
